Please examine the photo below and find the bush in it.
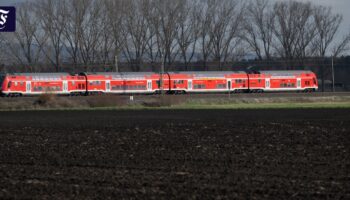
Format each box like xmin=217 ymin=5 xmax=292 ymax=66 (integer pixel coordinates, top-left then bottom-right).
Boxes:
xmin=86 ymin=95 xmax=127 ymax=108
xmin=34 ymin=93 xmax=57 ymax=106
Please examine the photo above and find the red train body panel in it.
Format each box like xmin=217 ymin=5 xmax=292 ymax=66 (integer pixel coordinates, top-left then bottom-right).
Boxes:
xmin=0 ymin=70 xmax=318 ymax=96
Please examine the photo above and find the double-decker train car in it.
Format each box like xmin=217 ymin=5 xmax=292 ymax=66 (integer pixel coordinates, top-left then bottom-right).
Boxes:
xmin=0 ymin=73 xmax=86 ymax=96
xmin=82 ymin=72 xmax=156 ymax=95
xmin=247 ymin=70 xmax=318 ymax=93
xmin=0 ymin=70 xmax=318 ymax=96
xmin=165 ymin=71 xmax=249 ymax=94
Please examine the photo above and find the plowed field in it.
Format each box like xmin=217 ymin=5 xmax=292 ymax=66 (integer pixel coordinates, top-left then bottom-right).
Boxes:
xmin=0 ymin=109 xmax=349 ymax=199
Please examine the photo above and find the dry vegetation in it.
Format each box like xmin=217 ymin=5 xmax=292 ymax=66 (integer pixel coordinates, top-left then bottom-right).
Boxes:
xmin=0 ymin=93 xmax=349 ymax=110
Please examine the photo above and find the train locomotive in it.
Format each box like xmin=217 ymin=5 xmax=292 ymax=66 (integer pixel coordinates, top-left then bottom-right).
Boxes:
xmin=0 ymin=70 xmax=318 ymax=97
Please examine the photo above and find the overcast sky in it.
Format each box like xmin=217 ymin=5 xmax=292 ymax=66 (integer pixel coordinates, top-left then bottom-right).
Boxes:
xmin=1 ymin=0 xmax=349 ymax=40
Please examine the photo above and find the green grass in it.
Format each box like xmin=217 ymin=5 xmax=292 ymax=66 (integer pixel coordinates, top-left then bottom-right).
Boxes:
xmin=3 ymin=101 xmax=348 ymax=111
xmin=170 ymin=102 xmax=350 ymax=109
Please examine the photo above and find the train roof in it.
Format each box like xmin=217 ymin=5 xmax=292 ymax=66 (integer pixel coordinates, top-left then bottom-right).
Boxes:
xmin=258 ymin=70 xmax=314 ymax=76
xmin=169 ymin=71 xmax=246 ymax=78
xmin=83 ymin=72 xmax=156 ymax=75
xmin=6 ymin=73 xmax=72 ymax=77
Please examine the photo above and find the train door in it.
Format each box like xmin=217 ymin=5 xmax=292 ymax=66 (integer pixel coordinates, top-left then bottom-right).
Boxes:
xmin=106 ymin=80 xmax=111 ymax=92
xmin=147 ymin=80 xmax=152 ymax=91
xmin=188 ymin=80 xmax=192 ymax=91
xmin=297 ymin=78 xmax=301 ymax=89
xmin=265 ymin=78 xmax=270 ymax=89
xmin=26 ymin=81 xmax=31 ymax=94
xmin=227 ymin=79 xmax=231 ymax=92
xmin=63 ymin=81 xmax=68 ymax=93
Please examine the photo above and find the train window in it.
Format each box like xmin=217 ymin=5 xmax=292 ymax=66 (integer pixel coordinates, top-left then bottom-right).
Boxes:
xmin=34 ymin=86 xmax=44 ymax=91
xmin=216 ymin=84 xmax=226 ymax=89
xmin=72 ymin=81 xmax=75 ymax=86
xmin=194 ymin=84 xmax=205 ymax=89
xmin=174 ymin=80 xmax=184 ymax=84
xmin=137 ymin=85 xmax=146 ymax=89
xmin=89 ymin=81 xmax=101 ymax=85
xmin=235 ymin=79 xmax=242 ymax=84
xmin=258 ymin=79 xmax=261 ymax=83
xmin=20 ymin=82 xmax=24 ymax=86
xmin=7 ymin=81 xmax=11 ymax=88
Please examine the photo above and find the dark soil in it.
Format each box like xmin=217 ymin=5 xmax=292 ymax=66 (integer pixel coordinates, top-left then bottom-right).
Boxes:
xmin=0 ymin=109 xmax=349 ymax=199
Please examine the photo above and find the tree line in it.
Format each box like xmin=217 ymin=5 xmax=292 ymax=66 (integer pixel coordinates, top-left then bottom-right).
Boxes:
xmin=0 ymin=0 xmax=349 ymax=72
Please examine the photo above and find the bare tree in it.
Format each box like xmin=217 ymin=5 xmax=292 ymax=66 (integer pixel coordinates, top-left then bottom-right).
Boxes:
xmin=312 ymin=5 xmax=343 ymax=57
xmin=243 ymin=0 xmax=274 ymax=60
xmin=197 ymin=0 xmax=215 ymax=70
xmin=151 ymin=0 xmax=184 ymax=70
xmin=35 ymin=0 xmax=68 ymax=72
xmin=176 ymin=0 xmax=199 ymax=70
xmin=1 ymin=2 xmax=47 ymax=71
xmin=121 ymin=0 xmax=153 ymax=71
xmin=98 ymin=4 xmax=114 ymax=66
xmin=78 ymin=0 xmax=104 ymax=67
xmin=63 ymin=0 xmax=92 ymax=69
xmin=332 ymin=32 xmax=350 ymax=57
xmin=104 ymin=0 xmax=128 ymax=72
xmin=272 ymin=1 xmax=314 ymax=62
xmin=209 ymin=0 xmax=244 ymax=69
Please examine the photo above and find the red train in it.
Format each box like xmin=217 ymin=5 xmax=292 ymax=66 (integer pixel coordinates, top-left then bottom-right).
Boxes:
xmin=0 ymin=71 xmax=318 ymax=96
